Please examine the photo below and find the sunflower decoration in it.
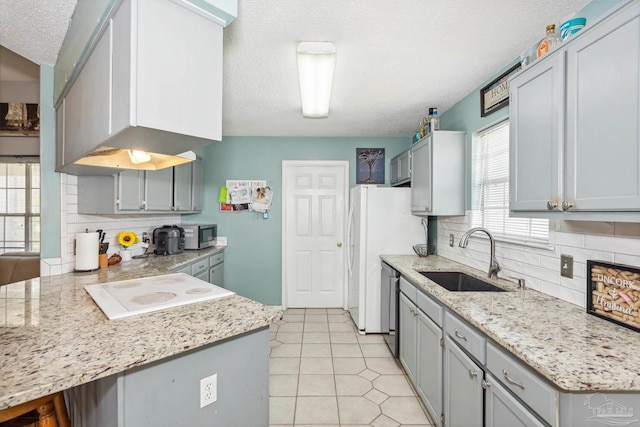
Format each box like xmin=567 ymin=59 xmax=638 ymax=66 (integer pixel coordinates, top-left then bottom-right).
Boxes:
xmin=118 ymin=231 xmax=139 ymax=249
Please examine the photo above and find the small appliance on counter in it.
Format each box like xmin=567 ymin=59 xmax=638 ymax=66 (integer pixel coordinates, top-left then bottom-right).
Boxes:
xmin=153 ymin=225 xmax=185 ymax=255
xmin=182 ymin=224 xmax=217 ymax=250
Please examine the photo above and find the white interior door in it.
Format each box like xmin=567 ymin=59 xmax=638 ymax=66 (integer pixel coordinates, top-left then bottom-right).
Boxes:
xmin=282 ymin=161 xmax=348 ymax=308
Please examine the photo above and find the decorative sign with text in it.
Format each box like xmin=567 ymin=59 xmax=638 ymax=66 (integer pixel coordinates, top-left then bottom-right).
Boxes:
xmin=587 ymin=260 xmax=640 ymax=332
xmin=480 ymin=63 xmax=521 ymax=117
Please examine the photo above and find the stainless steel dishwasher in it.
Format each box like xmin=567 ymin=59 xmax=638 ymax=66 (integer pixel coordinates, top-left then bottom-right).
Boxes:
xmin=381 ymin=262 xmax=400 ymax=357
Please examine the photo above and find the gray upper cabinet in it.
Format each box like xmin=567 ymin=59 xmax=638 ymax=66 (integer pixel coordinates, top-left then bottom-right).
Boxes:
xmin=411 ymin=131 xmax=466 ymax=216
xmin=117 ymin=170 xmax=145 ymax=211
xmin=390 ymin=149 xmax=411 ymax=186
xmin=56 ymin=0 xmax=224 ymax=175
xmin=173 ymin=162 xmax=193 ymax=212
xmin=78 ymin=160 xmax=203 ymax=214
xmin=173 ymin=157 xmax=204 ymax=212
xmin=510 ymin=1 xmax=640 ymax=221
xmin=144 ymin=168 xmax=174 ymax=211
xmin=509 ymin=52 xmax=564 ymax=214
xmin=565 ymin=3 xmax=640 ymax=212
xmin=192 ymin=157 xmax=204 ymax=212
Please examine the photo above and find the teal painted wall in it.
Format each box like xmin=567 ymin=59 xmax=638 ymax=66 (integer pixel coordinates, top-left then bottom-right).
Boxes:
xmin=40 ymin=66 xmax=60 ymax=258
xmin=185 ymin=136 xmax=411 ymax=305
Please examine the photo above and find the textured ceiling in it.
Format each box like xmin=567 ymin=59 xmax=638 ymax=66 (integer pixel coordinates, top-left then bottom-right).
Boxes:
xmin=1 ymin=0 xmax=590 ymax=137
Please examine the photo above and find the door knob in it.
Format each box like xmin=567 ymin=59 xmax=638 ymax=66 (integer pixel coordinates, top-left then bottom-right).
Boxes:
xmin=337 ymin=242 xmax=342 ymax=247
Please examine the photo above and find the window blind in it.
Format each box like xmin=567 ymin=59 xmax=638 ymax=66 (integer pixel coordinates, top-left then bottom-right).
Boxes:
xmin=471 ymin=121 xmax=548 ymax=242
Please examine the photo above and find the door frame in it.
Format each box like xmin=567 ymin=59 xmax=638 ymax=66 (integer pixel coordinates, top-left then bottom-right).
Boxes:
xmin=281 ymin=160 xmax=349 ymax=310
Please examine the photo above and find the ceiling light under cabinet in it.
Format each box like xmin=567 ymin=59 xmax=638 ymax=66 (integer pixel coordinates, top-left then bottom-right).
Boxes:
xmin=74 ymin=148 xmax=196 ymax=170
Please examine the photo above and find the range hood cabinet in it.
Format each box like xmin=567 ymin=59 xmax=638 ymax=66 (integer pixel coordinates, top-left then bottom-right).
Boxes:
xmin=55 ymin=0 xmax=224 ymax=176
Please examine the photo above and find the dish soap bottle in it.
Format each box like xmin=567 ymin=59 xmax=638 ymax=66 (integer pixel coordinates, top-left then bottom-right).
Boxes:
xmin=537 ymin=24 xmax=559 ymax=58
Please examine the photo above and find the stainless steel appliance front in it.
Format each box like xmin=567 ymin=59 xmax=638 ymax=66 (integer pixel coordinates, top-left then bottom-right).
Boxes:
xmin=182 ymin=224 xmax=217 ymax=250
xmin=381 ymin=262 xmax=400 ymax=357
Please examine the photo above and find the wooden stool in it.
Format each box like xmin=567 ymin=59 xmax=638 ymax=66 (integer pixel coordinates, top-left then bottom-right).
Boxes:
xmin=0 ymin=392 xmax=69 ymax=427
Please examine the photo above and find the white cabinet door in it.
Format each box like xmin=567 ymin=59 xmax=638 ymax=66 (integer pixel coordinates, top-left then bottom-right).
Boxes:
xmin=416 ymin=309 xmax=443 ymax=427
xmin=565 ymin=3 xmax=640 ymax=211
xmin=509 ymin=53 xmax=564 ymax=213
xmin=485 ymin=373 xmax=545 ymax=427
xmin=63 ymin=20 xmax=111 ymax=163
xmin=399 ymin=292 xmax=418 ymax=384
xmin=443 ymin=336 xmax=483 ymax=427
xmin=135 ymin=0 xmax=223 ymax=140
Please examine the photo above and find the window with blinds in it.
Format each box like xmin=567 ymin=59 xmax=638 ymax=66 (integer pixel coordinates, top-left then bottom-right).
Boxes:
xmin=471 ymin=121 xmax=548 ymax=242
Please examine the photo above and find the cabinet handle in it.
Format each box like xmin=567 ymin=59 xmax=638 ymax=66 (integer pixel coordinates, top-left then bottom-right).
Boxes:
xmin=454 ymin=329 xmax=468 ymax=341
xmin=468 ymin=369 xmax=478 ymax=378
xmin=561 ymin=200 xmax=574 ymax=211
xmin=337 ymin=242 xmax=342 ymax=247
xmin=546 ymin=200 xmax=557 ymax=210
xmin=502 ymin=369 xmax=525 ymax=390
xmin=481 ymin=379 xmax=491 ymax=390
xmin=172 ymin=206 xmax=177 ymax=211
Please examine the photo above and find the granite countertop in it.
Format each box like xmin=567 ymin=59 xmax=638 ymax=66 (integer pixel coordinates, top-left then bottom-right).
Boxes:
xmin=0 ymin=246 xmax=282 ymax=410
xmin=381 ymin=255 xmax=640 ymax=393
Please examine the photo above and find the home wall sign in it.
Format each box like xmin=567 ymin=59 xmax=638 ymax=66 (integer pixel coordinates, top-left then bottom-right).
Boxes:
xmin=480 ymin=63 xmax=521 ymax=117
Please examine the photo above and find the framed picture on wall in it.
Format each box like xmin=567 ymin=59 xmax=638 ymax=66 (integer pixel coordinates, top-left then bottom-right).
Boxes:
xmin=356 ymin=148 xmax=385 ymax=184
xmin=480 ymin=63 xmax=521 ymax=117
xmin=0 ymin=102 xmax=40 ymax=136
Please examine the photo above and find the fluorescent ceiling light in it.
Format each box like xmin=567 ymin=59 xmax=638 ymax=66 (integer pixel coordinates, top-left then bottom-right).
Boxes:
xmin=296 ymin=41 xmax=336 ymax=118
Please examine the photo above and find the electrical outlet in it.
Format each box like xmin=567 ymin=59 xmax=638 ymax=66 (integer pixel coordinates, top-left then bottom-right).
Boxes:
xmin=449 ymin=234 xmax=454 ymax=247
xmin=561 ymin=254 xmax=573 ymax=279
xmin=200 ymin=373 xmax=217 ymax=408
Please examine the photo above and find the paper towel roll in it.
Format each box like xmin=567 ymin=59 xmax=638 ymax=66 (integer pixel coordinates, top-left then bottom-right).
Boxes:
xmin=75 ymin=232 xmax=99 ymax=271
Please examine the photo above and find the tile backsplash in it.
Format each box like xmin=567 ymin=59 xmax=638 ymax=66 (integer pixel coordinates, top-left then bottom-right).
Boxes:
xmin=41 ymin=173 xmax=181 ymax=276
xmin=437 ymin=211 xmax=640 ymax=308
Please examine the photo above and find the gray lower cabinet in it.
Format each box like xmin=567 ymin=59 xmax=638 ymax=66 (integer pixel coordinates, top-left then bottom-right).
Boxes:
xmin=398 ymin=273 xmax=640 ymax=426
xmin=484 ymin=373 xmax=546 ymax=427
xmin=416 ymin=305 xmax=443 ymax=427
xmin=174 ymin=251 xmax=225 ymax=287
xmin=66 ymin=328 xmax=270 ymax=427
xmin=399 ymin=292 xmax=418 ymax=383
xmin=399 ymin=278 xmax=443 ymax=427
xmin=443 ymin=335 xmax=483 ymax=427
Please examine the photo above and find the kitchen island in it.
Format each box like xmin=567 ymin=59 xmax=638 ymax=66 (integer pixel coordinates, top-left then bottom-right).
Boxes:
xmin=382 ymin=255 xmax=640 ymax=426
xmin=0 ymin=246 xmax=281 ymax=425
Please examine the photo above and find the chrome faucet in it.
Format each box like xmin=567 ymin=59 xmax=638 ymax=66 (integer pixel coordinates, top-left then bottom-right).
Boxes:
xmin=458 ymin=227 xmax=501 ymax=279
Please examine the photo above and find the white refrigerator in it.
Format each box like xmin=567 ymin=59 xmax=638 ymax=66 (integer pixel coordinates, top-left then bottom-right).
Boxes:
xmin=347 ymin=185 xmax=425 ymax=333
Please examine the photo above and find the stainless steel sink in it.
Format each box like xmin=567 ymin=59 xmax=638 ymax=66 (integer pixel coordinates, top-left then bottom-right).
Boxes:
xmin=418 ymin=271 xmax=508 ymax=292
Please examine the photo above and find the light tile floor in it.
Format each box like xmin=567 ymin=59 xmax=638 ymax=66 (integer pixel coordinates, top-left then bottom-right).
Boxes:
xmin=269 ymin=308 xmax=435 ymax=427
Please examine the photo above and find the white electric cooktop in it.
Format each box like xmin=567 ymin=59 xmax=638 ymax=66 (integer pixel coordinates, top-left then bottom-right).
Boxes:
xmin=85 ymin=273 xmax=234 ymax=320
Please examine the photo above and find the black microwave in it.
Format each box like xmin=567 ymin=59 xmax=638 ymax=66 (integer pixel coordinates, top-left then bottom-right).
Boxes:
xmin=181 ymin=224 xmax=217 ymax=250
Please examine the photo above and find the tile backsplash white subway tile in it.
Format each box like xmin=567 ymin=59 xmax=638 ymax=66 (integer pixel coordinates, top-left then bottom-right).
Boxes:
xmin=437 ymin=211 xmax=640 ymax=308
xmin=41 ymin=173 xmax=181 ymax=276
